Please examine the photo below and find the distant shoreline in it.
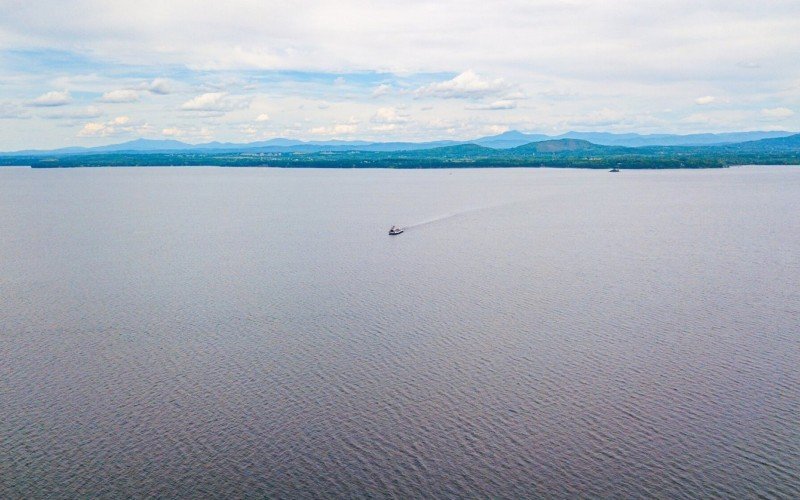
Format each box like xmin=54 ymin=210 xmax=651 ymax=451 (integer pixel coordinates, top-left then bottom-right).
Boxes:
xmin=5 ymin=158 xmax=797 ymax=170
xmin=2 ymin=135 xmax=799 ymax=170
xmin=16 ymin=165 xmax=798 ymax=170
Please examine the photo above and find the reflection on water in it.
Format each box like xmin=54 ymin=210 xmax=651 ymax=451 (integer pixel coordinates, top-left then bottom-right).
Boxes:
xmin=1 ymin=166 xmax=799 ymax=498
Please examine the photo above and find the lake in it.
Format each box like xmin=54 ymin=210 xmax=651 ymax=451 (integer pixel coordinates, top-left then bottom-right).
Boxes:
xmin=1 ymin=166 xmax=799 ymax=498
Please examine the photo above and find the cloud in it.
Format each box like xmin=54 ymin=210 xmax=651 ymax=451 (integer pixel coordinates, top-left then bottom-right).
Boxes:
xmin=371 ymin=107 xmax=408 ymax=124
xmin=78 ymin=122 xmax=107 ymax=137
xmin=695 ymin=95 xmax=716 ymax=105
xmin=372 ymin=84 xmax=392 ymax=98
xmin=737 ymin=61 xmax=761 ymax=69
xmin=310 ymin=123 xmax=358 ymax=135
xmin=3 ymin=2 xmax=800 ymax=148
xmin=131 ymin=78 xmax=173 ymax=95
xmin=145 ymin=78 xmax=173 ymax=95
xmin=162 ymin=127 xmax=183 ymax=137
xmin=78 ymin=115 xmax=134 ymax=137
xmin=484 ymin=125 xmax=510 ymax=135
xmin=681 ymin=113 xmax=712 ymax=125
xmin=28 ymin=90 xmax=71 ymax=107
xmin=180 ymin=92 xmax=248 ymax=112
xmin=467 ymin=99 xmax=517 ymax=110
xmin=44 ymin=106 xmax=103 ymax=119
xmin=678 ymin=109 xmax=749 ymax=128
xmin=161 ymin=126 xmax=213 ymax=140
xmin=415 ymin=71 xmax=508 ymax=99
xmin=256 ymin=113 xmax=271 ymax=122
xmin=0 ymin=102 xmax=30 ymax=119
xmin=761 ymin=107 xmax=794 ymax=119
xmin=3 ymin=0 xmax=799 ymax=82
xmin=539 ymin=88 xmax=578 ymax=100
xmin=99 ymin=89 xmax=140 ymax=103
xmin=568 ymin=108 xmax=628 ymax=127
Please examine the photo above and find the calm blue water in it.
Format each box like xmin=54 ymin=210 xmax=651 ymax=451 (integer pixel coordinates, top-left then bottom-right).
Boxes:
xmin=1 ymin=166 xmax=799 ymax=498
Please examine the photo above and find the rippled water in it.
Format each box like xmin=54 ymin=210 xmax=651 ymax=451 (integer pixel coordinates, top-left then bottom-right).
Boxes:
xmin=2 ymin=166 xmax=799 ymax=498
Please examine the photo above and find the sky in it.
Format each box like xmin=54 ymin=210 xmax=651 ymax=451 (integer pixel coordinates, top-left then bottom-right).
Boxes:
xmin=1 ymin=0 xmax=799 ymax=150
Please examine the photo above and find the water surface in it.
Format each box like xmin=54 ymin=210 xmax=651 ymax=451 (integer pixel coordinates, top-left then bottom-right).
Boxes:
xmin=1 ymin=166 xmax=799 ymax=497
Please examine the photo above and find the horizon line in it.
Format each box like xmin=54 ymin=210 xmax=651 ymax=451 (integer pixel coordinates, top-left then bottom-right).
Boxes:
xmin=3 ymin=129 xmax=798 ymax=154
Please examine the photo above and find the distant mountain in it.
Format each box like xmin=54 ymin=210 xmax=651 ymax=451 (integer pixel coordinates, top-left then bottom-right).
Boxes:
xmin=510 ymin=138 xmax=622 ymax=154
xmin=402 ymin=143 xmax=497 ymax=157
xmin=473 ymin=130 xmax=552 ymax=149
xmin=719 ymin=133 xmax=800 ymax=152
xmin=92 ymin=138 xmax=194 ymax=152
xmin=6 ymin=133 xmax=800 ymax=169
xmin=2 ymin=130 xmax=797 ymax=156
xmin=352 ymin=141 xmax=462 ymax=152
xmin=557 ymin=131 xmax=796 ymax=147
xmin=474 ymin=130 xmax=797 ymax=149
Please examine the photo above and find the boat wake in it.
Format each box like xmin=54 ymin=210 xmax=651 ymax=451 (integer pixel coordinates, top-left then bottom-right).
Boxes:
xmin=402 ymin=200 xmax=525 ymax=231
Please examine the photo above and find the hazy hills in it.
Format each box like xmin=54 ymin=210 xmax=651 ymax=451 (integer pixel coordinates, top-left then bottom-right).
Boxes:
xmin=2 ymin=133 xmax=799 ymax=169
xmin=474 ymin=130 xmax=797 ymax=148
xmin=2 ymin=130 xmax=796 ymax=156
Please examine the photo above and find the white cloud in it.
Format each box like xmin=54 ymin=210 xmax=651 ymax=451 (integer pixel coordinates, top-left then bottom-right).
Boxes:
xmin=415 ymin=71 xmax=508 ymax=99
xmin=0 ymin=1 xmax=795 ymax=79
xmin=99 ymin=89 xmax=140 ymax=103
xmin=256 ymin=113 xmax=271 ymax=122
xmin=180 ymin=92 xmax=248 ymax=112
xmin=372 ymin=124 xmax=398 ymax=132
xmin=678 ymin=109 xmax=750 ymax=129
xmin=310 ymin=123 xmax=359 ymax=135
xmin=0 ymin=102 xmax=30 ymax=119
xmin=467 ymin=99 xmax=517 ymax=110
xmin=372 ymin=84 xmax=392 ymax=98
xmin=761 ymin=107 xmax=794 ymax=119
xmin=78 ymin=115 xmax=134 ymax=137
xmin=695 ymin=95 xmax=716 ymax=105
xmin=540 ymin=88 xmax=578 ymax=100
xmin=737 ymin=61 xmax=761 ymax=69
xmin=568 ymin=108 xmax=629 ymax=127
xmin=3 ymin=2 xmax=800 ymax=86
xmin=162 ymin=127 xmax=183 ymax=137
xmin=130 ymin=78 xmax=173 ymax=95
xmin=161 ymin=126 xmax=213 ymax=140
xmin=29 ymin=90 xmax=71 ymax=107
xmin=371 ymin=107 xmax=408 ymax=124
xmin=484 ymin=125 xmax=510 ymax=135
xmin=681 ymin=113 xmax=712 ymax=125
xmin=3 ymin=2 xmax=800 ymax=148
xmin=160 ymin=125 xmax=214 ymax=142
xmin=44 ymin=106 xmax=103 ymax=119
xmin=78 ymin=122 xmax=107 ymax=137
xmin=145 ymin=78 xmax=173 ymax=95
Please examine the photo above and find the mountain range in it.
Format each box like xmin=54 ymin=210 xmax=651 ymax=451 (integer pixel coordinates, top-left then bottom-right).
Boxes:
xmin=3 ymin=133 xmax=799 ymax=169
xmin=0 ymin=132 xmax=800 ymax=169
xmin=2 ymin=130 xmax=796 ymax=156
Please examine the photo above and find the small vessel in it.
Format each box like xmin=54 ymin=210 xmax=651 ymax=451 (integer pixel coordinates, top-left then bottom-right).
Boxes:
xmin=388 ymin=225 xmax=404 ymax=235
xmin=609 ymin=167 xmax=620 ymax=172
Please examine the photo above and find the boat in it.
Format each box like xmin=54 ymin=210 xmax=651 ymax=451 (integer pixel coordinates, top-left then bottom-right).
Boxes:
xmin=609 ymin=167 xmax=620 ymax=172
xmin=389 ymin=225 xmax=404 ymax=235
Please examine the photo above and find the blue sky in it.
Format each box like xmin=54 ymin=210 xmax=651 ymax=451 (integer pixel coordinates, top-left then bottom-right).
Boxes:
xmin=1 ymin=0 xmax=799 ymax=149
